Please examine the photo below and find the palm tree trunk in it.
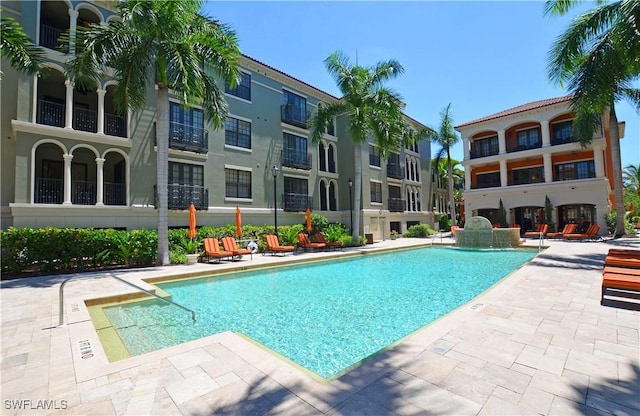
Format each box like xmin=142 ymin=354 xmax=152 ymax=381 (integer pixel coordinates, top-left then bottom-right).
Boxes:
xmin=426 ymin=158 xmax=435 ymax=220
xmin=352 ymin=144 xmax=363 ymax=243
xmin=156 ymin=86 xmax=170 ymax=265
xmin=447 ymin=149 xmax=457 ymax=226
xmin=609 ymin=105 xmax=626 ymax=238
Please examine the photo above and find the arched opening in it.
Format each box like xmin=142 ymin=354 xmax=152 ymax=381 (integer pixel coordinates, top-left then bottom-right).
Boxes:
xmin=34 ymin=143 xmax=64 ymax=204
xmin=40 ymin=1 xmax=69 ymax=50
xmin=104 ymin=85 xmax=127 ymax=137
xmin=70 ymin=147 xmax=97 ymax=205
xmin=319 ymin=180 xmax=327 ymax=210
xmin=328 ymin=181 xmax=337 ymax=211
xmin=37 ymin=68 xmax=66 ymax=127
xmin=558 ymin=204 xmax=596 ymax=233
xmin=513 ymin=206 xmax=544 ymax=233
xmin=327 ymin=143 xmax=336 ymax=173
xmin=318 ymin=142 xmax=326 ymax=172
xmin=73 ymin=79 xmax=98 ymax=133
xmin=104 ymin=151 xmax=127 ymax=205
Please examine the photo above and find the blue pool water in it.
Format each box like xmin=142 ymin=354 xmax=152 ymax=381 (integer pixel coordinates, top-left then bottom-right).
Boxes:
xmin=103 ymin=247 xmax=536 ymax=378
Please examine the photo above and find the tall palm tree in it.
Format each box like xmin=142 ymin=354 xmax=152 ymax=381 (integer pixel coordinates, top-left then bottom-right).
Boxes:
xmin=622 ymin=163 xmax=639 ymax=194
xmin=427 ymin=104 xmax=461 ymax=226
xmin=309 ymin=51 xmax=408 ymax=242
xmin=67 ymin=0 xmax=240 ymax=264
xmin=1 ymin=10 xmax=44 ymax=75
xmin=546 ymin=0 xmax=640 ymax=237
xmin=429 ymin=157 xmax=463 ymax=213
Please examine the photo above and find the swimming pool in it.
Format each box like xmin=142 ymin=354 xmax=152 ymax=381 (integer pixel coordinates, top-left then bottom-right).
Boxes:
xmin=101 ymin=247 xmax=537 ymax=378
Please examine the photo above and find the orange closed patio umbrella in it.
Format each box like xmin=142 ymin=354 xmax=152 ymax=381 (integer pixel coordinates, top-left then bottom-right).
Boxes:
xmin=306 ymin=208 xmax=312 ymax=232
xmin=188 ymin=203 xmax=197 ymax=239
xmin=235 ymin=206 xmax=242 ymax=237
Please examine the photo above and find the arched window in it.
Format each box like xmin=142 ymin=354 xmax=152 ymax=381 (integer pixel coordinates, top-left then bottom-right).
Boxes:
xmin=327 ymin=143 xmax=336 ymax=173
xmin=318 ymin=142 xmax=326 ymax=172
xmin=319 ymin=179 xmax=328 ymax=210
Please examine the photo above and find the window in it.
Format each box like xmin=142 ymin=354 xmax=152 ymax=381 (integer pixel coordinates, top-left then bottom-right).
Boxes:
xmin=282 ymin=90 xmax=307 ymax=127
xmin=369 ymin=144 xmax=381 ymax=167
xmin=170 ymin=102 xmax=203 ymax=129
xmin=555 ymin=160 xmax=595 ymax=181
xmin=283 ymin=132 xmax=311 ymax=169
xmin=552 ymin=120 xmax=574 ymax=145
xmin=225 ymin=72 xmax=251 ymax=100
xmin=370 ymin=181 xmax=382 ymax=203
xmin=318 ymin=142 xmax=326 ymax=171
xmin=167 ymin=162 xmax=205 ymax=209
xmin=284 ymin=177 xmax=310 ymax=211
xmin=475 ymin=172 xmax=500 ymax=189
xmin=516 ymin=128 xmax=541 ymax=149
xmin=169 ymin=162 xmax=203 ymax=186
xmin=169 ymin=102 xmax=207 ymax=151
xmin=473 ymin=136 xmax=499 ymax=158
xmin=511 ymin=167 xmax=544 ymax=185
xmin=225 ymin=117 xmax=251 ymax=149
xmin=225 ymin=168 xmax=252 ymax=198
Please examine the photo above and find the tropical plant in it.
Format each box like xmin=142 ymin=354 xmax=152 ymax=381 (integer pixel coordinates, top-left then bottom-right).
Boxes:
xmin=623 ymin=163 xmax=639 ymax=194
xmin=308 ymin=51 xmax=410 ymax=243
xmin=426 ymin=104 xmax=461 ymax=226
xmin=0 ymin=10 xmax=44 ymax=75
xmin=404 ymin=223 xmax=435 ymax=238
xmin=66 ymin=0 xmax=241 ymax=264
xmin=323 ymin=223 xmax=349 ymax=242
xmin=546 ymin=0 xmax=640 ymax=237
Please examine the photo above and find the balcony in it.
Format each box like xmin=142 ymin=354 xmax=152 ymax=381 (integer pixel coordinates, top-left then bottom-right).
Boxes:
xmin=105 ymin=114 xmax=127 ymax=137
xmin=470 ymin=149 xmax=499 ymax=159
xmin=471 ymin=182 xmax=501 ymax=190
xmin=281 ymin=105 xmax=310 ymax=129
xmin=71 ymin=181 xmax=96 ymax=205
xmin=104 ymin=182 xmax=126 ymax=205
xmin=155 ymin=184 xmax=208 ymax=210
xmin=283 ymin=193 xmax=312 ymax=212
xmin=40 ymin=24 xmax=63 ymax=50
xmin=282 ymin=149 xmax=312 ymax=170
xmin=507 ymin=141 xmax=542 ymax=153
xmin=168 ymin=121 xmax=209 ymax=153
xmin=551 ymin=136 xmax=578 ymax=146
xmin=37 ymin=100 xmax=65 ymax=127
xmin=35 ymin=178 xmax=63 ymax=204
xmin=388 ymin=198 xmax=405 ymax=212
xmin=387 ymin=163 xmax=403 ymax=179
xmin=73 ymin=107 xmax=98 ymax=133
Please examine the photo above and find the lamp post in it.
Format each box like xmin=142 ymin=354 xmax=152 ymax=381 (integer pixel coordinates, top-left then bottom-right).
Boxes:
xmin=348 ymin=177 xmax=353 ymax=234
xmin=271 ymin=165 xmax=279 ymax=235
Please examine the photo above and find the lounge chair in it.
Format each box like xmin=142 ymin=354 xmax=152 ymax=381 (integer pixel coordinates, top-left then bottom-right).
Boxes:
xmin=451 ymin=225 xmax=459 ymax=237
xmin=605 ymin=254 xmax=640 ymax=269
xmin=265 ymin=234 xmax=295 ymax=256
xmin=297 ymin=233 xmax=326 ymax=251
xmin=313 ymin=233 xmax=342 ymax=250
xmin=546 ymin=223 xmax=577 ymax=238
xmin=564 ymin=224 xmax=602 ymax=241
xmin=601 ymin=271 xmax=640 ymax=305
xmin=201 ymin=238 xmax=234 ymax=263
xmin=524 ymin=224 xmax=548 ymax=238
xmin=221 ymin=236 xmax=253 ymax=260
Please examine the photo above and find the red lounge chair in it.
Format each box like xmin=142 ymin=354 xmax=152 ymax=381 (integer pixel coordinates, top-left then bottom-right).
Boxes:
xmin=265 ymin=234 xmax=295 ymax=256
xmin=547 ymin=223 xmax=577 ymax=238
xmin=605 ymin=255 xmax=640 ymax=269
xmin=313 ymin=233 xmax=342 ymax=250
xmin=451 ymin=225 xmax=458 ymax=237
xmin=524 ymin=224 xmax=548 ymax=238
xmin=601 ymin=272 xmax=640 ymax=305
xmin=201 ymin=238 xmax=233 ymax=263
xmin=297 ymin=233 xmax=325 ymax=250
xmin=221 ymin=236 xmax=253 ymax=260
xmin=564 ymin=224 xmax=601 ymax=241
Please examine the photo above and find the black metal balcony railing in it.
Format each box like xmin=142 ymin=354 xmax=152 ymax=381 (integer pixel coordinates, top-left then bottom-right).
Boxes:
xmin=507 ymin=141 xmax=542 ymax=153
xmin=387 ymin=163 xmax=404 ymax=179
xmin=37 ymin=100 xmax=65 ymax=127
xmin=40 ymin=24 xmax=63 ymax=50
xmin=104 ymin=182 xmax=126 ymax=205
xmin=155 ymin=184 xmax=208 ymax=210
xmin=281 ymin=105 xmax=310 ymax=129
xmin=73 ymin=107 xmax=98 ymax=133
xmin=470 ymin=149 xmax=499 ymax=159
xmin=551 ymin=136 xmax=577 ymax=146
xmin=35 ymin=178 xmax=63 ymax=204
xmin=388 ymin=198 xmax=406 ymax=212
xmin=282 ymin=149 xmax=312 ymax=170
xmin=471 ymin=182 xmax=501 ymax=190
xmin=169 ymin=121 xmax=209 ymax=153
xmin=105 ymin=114 xmax=127 ymax=137
xmin=71 ymin=181 xmax=96 ymax=205
xmin=283 ymin=193 xmax=312 ymax=212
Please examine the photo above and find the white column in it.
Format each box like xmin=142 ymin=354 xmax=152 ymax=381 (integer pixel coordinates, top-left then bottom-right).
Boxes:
xmin=541 ymin=120 xmax=550 ymax=147
xmin=31 ymin=74 xmax=38 ymax=123
xmin=463 ymin=136 xmax=470 ymax=160
xmin=465 ymin=169 xmax=471 ymax=191
xmin=543 ymin=152 xmax=553 ymax=182
xmin=500 ymin=159 xmax=508 ymax=187
xmin=63 ymin=154 xmax=73 ymax=205
xmin=97 ymin=88 xmax=106 ymax=134
xmin=96 ymin=158 xmax=105 ymax=206
xmin=68 ymin=9 xmax=79 ymax=55
xmin=64 ymin=80 xmax=74 ymax=129
xmin=593 ymin=145 xmax=605 ymax=178
xmin=498 ymin=129 xmax=506 ymax=154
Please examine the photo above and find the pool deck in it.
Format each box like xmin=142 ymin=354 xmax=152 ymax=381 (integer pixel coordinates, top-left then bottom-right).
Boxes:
xmin=1 ymin=236 xmax=639 ymax=415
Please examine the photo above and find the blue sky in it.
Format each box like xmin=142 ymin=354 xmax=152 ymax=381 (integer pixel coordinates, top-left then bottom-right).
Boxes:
xmin=204 ymin=1 xmax=639 ymax=169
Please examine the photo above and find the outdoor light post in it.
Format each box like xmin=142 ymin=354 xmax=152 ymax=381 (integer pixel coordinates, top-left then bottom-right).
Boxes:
xmin=272 ymin=165 xmax=279 ymax=236
xmin=348 ymin=177 xmax=353 ymax=234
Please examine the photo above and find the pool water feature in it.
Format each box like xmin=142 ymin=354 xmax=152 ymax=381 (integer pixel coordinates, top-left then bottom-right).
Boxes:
xmin=101 ymin=247 xmax=537 ymax=379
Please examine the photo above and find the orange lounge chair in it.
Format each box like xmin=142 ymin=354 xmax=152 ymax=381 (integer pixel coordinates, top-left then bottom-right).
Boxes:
xmin=313 ymin=233 xmax=342 ymax=250
xmin=451 ymin=225 xmax=458 ymax=237
xmin=265 ymin=234 xmax=295 ymax=256
xmin=201 ymin=238 xmax=233 ymax=263
xmin=298 ymin=233 xmax=326 ymax=251
xmin=524 ymin=224 xmax=548 ymax=238
xmin=221 ymin=236 xmax=253 ymax=260
xmin=607 ymin=249 xmax=640 ymax=258
xmin=605 ymin=254 xmax=640 ymax=269
xmin=602 ymin=266 xmax=640 ymax=276
xmin=564 ymin=224 xmax=602 ymax=241
xmin=547 ymin=223 xmax=577 ymax=238
xmin=601 ymin=272 xmax=640 ymax=305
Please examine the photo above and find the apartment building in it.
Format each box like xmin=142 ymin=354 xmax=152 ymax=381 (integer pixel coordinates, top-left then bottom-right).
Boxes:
xmin=456 ymin=96 xmax=622 ymax=235
xmin=1 ymin=0 xmax=432 ymax=239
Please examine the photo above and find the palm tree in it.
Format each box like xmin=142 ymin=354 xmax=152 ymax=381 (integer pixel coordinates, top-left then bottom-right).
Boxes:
xmin=67 ymin=0 xmax=240 ymax=264
xmin=546 ymin=0 xmax=640 ymax=237
xmin=429 ymin=157 xmax=463 ymax=214
xmin=622 ymin=163 xmax=639 ymax=194
xmin=1 ymin=10 xmax=44 ymax=75
xmin=308 ymin=51 xmax=409 ymax=242
xmin=427 ymin=104 xmax=461 ymax=226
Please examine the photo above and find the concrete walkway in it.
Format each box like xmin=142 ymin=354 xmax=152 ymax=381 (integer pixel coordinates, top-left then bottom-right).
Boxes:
xmin=1 ymin=237 xmax=638 ymax=415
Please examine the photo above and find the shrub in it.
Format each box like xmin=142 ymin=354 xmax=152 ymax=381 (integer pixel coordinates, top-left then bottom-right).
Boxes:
xmin=324 ymin=223 xmax=349 ymax=242
xmin=404 ymin=223 xmax=435 ymax=238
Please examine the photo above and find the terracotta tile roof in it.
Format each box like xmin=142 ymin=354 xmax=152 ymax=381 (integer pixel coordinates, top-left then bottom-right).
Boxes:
xmin=455 ymin=95 xmax=573 ymax=128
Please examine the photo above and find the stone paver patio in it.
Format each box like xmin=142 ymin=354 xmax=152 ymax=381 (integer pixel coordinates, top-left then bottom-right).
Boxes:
xmin=1 ymin=236 xmax=639 ymax=415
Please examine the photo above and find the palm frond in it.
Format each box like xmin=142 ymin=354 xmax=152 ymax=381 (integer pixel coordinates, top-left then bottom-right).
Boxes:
xmin=0 ymin=15 xmax=45 ymax=75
